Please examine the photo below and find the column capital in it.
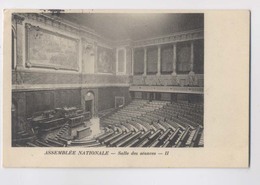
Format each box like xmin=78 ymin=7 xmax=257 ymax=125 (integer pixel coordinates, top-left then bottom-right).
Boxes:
xmin=12 ymin=14 xmax=25 ymax=25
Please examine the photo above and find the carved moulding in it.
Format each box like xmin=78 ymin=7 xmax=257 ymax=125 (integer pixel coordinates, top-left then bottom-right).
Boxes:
xmin=133 ymin=29 xmax=204 ymax=48
xmin=12 ymin=14 xmax=25 ymax=25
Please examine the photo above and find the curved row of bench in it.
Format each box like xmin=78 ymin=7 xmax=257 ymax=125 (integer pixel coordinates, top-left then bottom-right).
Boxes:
xmin=100 ymin=100 xmax=204 ymax=147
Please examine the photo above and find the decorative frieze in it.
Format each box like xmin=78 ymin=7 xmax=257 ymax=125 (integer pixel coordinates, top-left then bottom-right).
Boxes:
xmin=12 ymin=83 xmax=130 ymax=92
xmin=132 ymin=74 xmax=204 ymax=87
xmin=25 ymin=23 xmax=40 ymax=31
xmin=129 ymin=85 xmax=203 ymax=94
xmin=133 ymin=29 xmax=203 ymax=48
xmin=114 ymin=39 xmax=133 ymax=47
xmin=15 ymin=13 xmax=113 ymax=48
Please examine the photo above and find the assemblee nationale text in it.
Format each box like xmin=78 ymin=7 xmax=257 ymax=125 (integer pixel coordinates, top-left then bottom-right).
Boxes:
xmin=44 ymin=150 xmax=109 ymax=155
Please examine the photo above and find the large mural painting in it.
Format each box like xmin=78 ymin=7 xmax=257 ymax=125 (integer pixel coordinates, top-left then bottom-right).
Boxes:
xmin=26 ymin=23 xmax=79 ymax=71
xmin=97 ymin=46 xmax=115 ymax=73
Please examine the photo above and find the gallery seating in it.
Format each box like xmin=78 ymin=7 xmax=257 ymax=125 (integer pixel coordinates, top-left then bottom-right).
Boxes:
xmin=117 ymin=131 xmax=142 ymax=147
xmin=128 ymin=131 xmax=152 ymax=147
xmin=100 ymin=99 xmax=204 ymax=148
xmin=161 ymin=128 xmax=181 ymax=147
xmin=175 ymin=127 xmax=191 ymax=147
xmin=109 ymin=132 xmax=133 ymax=147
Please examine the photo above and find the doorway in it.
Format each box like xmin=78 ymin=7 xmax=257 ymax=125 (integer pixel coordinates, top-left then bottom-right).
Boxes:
xmin=85 ymin=100 xmax=92 ymax=115
xmin=84 ymin=91 xmax=95 ymax=117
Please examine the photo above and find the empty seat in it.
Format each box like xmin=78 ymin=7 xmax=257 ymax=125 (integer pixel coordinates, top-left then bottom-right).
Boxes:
xmin=100 ymin=99 xmax=203 ymax=148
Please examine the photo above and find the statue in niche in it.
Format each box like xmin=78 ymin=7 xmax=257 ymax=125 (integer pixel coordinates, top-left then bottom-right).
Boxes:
xmin=188 ymin=74 xmax=197 ymax=86
xmin=142 ymin=76 xmax=147 ymax=86
xmin=156 ymin=77 xmax=162 ymax=86
xmin=171 ymin=76 xmax=178 ymax=86
xmin=128 ymin=76 xmax=133 ymax=84
xmin=179 ymin=79 xmax=186 ymax=87
xmin=16 ymin=71 xmax=24 ymax=85
xmin=84 ymin=43 xmax=94 ymax=55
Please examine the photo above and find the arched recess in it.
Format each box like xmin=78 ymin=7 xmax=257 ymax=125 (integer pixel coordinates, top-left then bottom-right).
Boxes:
xmin=11 ymin=26 xmax=17 ymax=70
xmin=84 ymin=91 xmax=95 ymax=117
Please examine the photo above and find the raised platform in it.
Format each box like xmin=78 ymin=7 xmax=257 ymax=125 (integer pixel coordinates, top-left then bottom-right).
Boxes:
xmin=71 ymin=117 xmax=101 ymax=140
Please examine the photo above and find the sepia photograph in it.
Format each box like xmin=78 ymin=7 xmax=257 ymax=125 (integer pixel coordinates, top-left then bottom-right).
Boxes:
xmin=11 ymin=12 xmax=204 ymax=148
xmin=3 ymin=9 xmax=249 ymax=168
xmin=1 ymin=0 xmax=259 ymax=184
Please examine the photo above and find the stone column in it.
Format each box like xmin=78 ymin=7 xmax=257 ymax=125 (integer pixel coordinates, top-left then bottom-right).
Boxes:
xmin=157 ymin=45 xmax=161 ymax=75
xmin=78 ymin=38 xmax=83 ymax=73
xmin=131 ymin=48 xmax=134 ymax=75
xmin=143 ymin=47 xmax=147 ymax=76
xmin=93 ymin=42 xmax=98 ymax=73
xmin=172 ymin=43 xmax=177 ymax=75
xmin=189 ymin=41 xmax=195 ymax=75
xmin=13 ymin=15 xmax=25 ymax=70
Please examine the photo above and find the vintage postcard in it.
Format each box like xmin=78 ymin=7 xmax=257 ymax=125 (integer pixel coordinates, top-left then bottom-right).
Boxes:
xmin=2 ymin=9 xmax=249 ymax=167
